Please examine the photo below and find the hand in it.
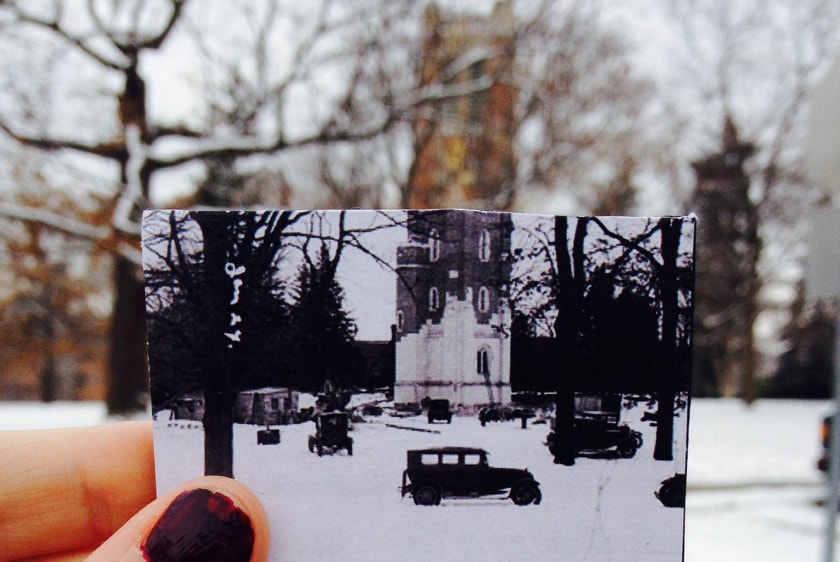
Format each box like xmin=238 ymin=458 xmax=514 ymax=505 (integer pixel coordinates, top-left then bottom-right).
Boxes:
xmin=0 ymin=421 xmax=270 ymax=561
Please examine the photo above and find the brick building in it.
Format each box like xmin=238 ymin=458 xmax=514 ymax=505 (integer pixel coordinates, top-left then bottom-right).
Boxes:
xmin=408 ymin=1 xmax=518 ymax=209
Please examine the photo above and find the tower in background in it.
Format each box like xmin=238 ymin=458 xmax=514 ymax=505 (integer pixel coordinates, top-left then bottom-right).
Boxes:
xmin=408 ymin=1 xmax=518 ymax=209
xmin=394 ymin=210 xmax=513 ymax=407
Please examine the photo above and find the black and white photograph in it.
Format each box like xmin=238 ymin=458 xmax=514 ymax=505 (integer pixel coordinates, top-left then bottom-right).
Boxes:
xmin=142 ymin=208 xmax=695 ymax=561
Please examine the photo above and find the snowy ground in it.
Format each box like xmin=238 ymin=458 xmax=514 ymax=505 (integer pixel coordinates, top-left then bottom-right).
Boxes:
xmin=0 ymin=398 xmax=836 ymax=561
xmin=156 ymin=402 xmax=686 ymax=562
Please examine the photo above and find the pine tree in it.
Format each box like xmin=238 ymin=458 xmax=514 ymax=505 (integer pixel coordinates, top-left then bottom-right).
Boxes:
xmin=290 ymin=244 xmax=360 ymax=392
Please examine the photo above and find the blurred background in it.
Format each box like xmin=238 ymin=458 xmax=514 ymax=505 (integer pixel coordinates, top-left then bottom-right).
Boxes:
xmin=0 ymin=0 xmax=839 ymax=559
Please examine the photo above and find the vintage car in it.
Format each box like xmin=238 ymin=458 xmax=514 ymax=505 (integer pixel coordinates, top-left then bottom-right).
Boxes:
xmin=427 ymin=399 xmax=453 ymax=424
xmin=546 ymin=415 xmax=643 ymax=459
xmin=546 ymin=394 xmax=643 ymax=459
xmin=479 ymin=406 xmax=535 ymax=428
xmin=308 ymin=412 xmax=353 ymax=456
xmin=655 ymin=473 xmax=686 ymax=508
xmin=401 ymin=447 xmax=541 ymax=506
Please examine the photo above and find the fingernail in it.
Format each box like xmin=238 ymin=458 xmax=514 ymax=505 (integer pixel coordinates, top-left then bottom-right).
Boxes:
xmin=141 ymin=488 xmax=255 ymax=562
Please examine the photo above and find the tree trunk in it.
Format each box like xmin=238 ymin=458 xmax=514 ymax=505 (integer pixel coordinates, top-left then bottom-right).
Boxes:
xmin=106 ymin=256 xmax=149 ymax=415
xmin=193 ymin=213 xmax=241 ymax=477
xmin=40 ymin=355 xmax=57 ymax=403
xmin=654 ymin=218 xmax=681 ymax=461
xmin=106 ymin=61 xmax=150 ymax=416
xmin=203 ymin=388 xmax=236 ymax=478
xmin=551 ymin=217 xmax=588 ymax=466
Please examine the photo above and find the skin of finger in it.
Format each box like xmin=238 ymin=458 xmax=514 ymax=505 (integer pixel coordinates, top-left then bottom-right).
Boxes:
xmin=0 ymin=422 xmax=154 ymax=561
xmin=86 ymin=475 xmax=271 ymax=562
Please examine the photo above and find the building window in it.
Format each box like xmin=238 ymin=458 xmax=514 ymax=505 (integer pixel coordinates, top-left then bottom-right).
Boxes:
xmin=271 ymin=398 xmax=280 ymax=410
xmin=429 ymin=287 xmax=440 ymax=311
xmin=476 ymin=347 xmax=490 ymax=377
xmin=396 ymin=310 xmax=404 ymax=332
xmin=429 ymin=228 xmax=442 ymax=262
xmin=478 ymin=287 xmax=490 ymax=313
xmin=478 ymin=229 xmax=491 ymax=262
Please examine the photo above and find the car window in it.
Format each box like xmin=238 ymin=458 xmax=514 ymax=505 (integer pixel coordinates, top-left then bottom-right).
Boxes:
xmin=420 ymin=453 xmax=438 ymax=465
xmin=441 ymin=453 xmax=459 ymax=465
xmin=464 ymin=454 xmax=482 ymax=465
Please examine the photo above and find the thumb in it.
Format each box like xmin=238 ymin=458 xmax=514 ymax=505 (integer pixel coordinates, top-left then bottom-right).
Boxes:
xmin=87 ymin=476 xmax=271 ymax=562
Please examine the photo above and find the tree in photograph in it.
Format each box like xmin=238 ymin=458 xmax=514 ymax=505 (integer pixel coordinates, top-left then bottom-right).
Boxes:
xmin=144 ymin=210 xmax=305 ymax=476
xmin=550 ymin=216 xmax=587 ymax=466
xmin=589 ymin=217 xmax=694 ymax=461
xmin=289 ymin=243 xmax=359 ymax=393
xmin=654 ymin=217 xmax=683 ymax=461
xmin=145 ymin=209 xmax=400 ymax=475
xmin=515 ymin=216 xmax=694 ymax=462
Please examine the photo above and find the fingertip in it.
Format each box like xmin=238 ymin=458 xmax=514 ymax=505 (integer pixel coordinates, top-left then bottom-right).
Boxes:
xmin=88 ymin=475 xmax=270 ymax=562
xmin=183 ymin=476 xmax=271 ymax=562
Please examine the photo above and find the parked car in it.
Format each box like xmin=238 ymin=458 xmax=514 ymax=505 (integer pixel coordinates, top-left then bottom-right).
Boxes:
xmin=546 ymin=416 xmax=643 ymax=459
xmin=401 ymin=447 xmax=541 ymax=506
xmin=308 ymin=412 xmax=353 ymax=456
xmin=427 ymin=399 xmax=452 ymax=424
xmin=655 ymin=473 xmax=686 ymax=508
xmin=479 ymin=406 xmax=535 ymax=428
xmin=478 ymin=405 xmax=512 ymax=425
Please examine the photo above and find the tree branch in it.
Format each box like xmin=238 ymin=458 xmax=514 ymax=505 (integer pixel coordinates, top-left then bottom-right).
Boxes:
xmin=0 ymin=118 xmax=127 ymax=161
xmin=8 ymin=2 xmax=128 ymax=70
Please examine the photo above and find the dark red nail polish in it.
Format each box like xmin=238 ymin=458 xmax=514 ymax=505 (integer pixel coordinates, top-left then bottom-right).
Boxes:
xmin=142 ymin=488 xmax=254 ymax=562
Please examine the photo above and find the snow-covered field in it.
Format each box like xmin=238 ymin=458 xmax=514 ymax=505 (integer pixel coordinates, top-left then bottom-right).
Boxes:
xmin=156 ymin=403 xmax=687 ymax=562
xmin=1 ymin=398 xmax=836 ymax=561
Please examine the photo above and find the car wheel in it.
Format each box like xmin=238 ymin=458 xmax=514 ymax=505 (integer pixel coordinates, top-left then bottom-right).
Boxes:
xmin=511 ymin=482 xmax=540 ymax=506
xmin=317 ymin=445 xmax=324 ymax=457
xmin=618 ymin=439 xmax=637 ymax=458
xmin=413 ymin=484 xmax=440 ymax=506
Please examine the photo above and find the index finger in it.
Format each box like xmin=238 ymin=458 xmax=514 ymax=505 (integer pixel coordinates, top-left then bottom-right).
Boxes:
xmin=0 ymin=421 xmax=155 ymax=561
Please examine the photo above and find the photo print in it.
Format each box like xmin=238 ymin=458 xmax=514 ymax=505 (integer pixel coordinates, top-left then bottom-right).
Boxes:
xmin=143 ymin=209 xmax=696 ymax=561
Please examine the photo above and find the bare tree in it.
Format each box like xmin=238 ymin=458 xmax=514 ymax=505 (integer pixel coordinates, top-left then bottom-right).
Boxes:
xmin=0 ymin=1 xmax=427 ymax=412
xmin=663 ymin=0 xmax=840 ymax=399
xmin=0 ymin=0 xmax=700 ymax=411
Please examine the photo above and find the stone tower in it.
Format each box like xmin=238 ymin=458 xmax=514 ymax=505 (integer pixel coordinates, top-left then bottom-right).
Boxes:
xmin=394 ymin=210 xmax=514 ymax=407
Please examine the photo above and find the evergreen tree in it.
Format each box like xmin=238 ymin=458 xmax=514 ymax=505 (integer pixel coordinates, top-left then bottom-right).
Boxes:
xmin=289 ymin=244 xmax=360 ymax=392
xmin=691 ymin=117 xmax=759 ymax=401
xmin=765 ymin=297 xmax=834 ymax=398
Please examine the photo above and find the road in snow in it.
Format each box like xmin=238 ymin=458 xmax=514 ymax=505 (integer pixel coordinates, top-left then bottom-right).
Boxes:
xmin=0 ymin=398 xmax=836 ymax=561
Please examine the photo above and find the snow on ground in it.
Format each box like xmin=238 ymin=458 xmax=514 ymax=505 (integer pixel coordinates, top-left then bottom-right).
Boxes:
xmin=1 ymin=398 xmax=837 ymax=561
xmin=0 ymin=400 xmax=108 ymax=429
xmin=155 ymin=403 xmax=686 ymax=562
xmin=684 ymin=399 xmax=835 ymax=562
